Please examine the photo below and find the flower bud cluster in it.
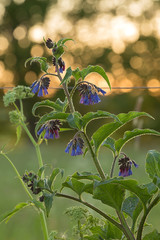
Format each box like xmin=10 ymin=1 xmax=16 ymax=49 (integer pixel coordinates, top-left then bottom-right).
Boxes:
xmin=22 ymin=172 xmax=41 ymax=195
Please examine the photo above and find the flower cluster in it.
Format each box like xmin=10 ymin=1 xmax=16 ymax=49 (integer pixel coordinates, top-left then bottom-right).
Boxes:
xmin=37 ymin=120 xmax=61 ymax=139
xmin=78 ymin=83 xmax=106 ymax=105
xmin=30 ymin=77 xmax=50 ymax=97
xmin=23 ymin=172 xmax=41 ymax=195
xmin=65 ymin=137 xmax=84 ymax=156
xmin=118 ymin=155 xmax=138 ymax=177
xmin=53 ymin=57 xmax=65 ymax=73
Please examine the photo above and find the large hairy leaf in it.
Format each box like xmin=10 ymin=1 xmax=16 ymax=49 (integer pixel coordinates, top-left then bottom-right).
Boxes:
xmin=92 ymin=111 xmax=153 ymax=154
xmin=81 ymin=110 xmax=121 ymax=131
xmin=93 ymin=178 xmax=152 ymax=211
xmin=25 ymin=57 xmax=49 ymax=73
xmin=67 ymin=111 xmax=82 ymax=129
xmin=81 ymin=65 xmax=111 ymax=89
xmin=115 ymin=129 xmax=160 ymax=153
xmin=32 ymin=100 xmax=63 ymax=116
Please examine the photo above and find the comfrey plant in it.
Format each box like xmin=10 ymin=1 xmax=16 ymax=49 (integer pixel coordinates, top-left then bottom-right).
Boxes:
xmin=1 ymin=38 xmax=160 ymax=240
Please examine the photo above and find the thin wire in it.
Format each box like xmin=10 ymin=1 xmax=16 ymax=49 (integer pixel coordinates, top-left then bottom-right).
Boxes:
xmin=0 ymin=86 xmax=160 ymax=90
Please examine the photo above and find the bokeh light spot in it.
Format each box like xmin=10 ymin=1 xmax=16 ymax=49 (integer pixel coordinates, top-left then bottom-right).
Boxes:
xmin=25 ymin=71 xmax=37 ymax=85
xmin=13 ymin=25 xmax=27 ymax=40
xmin=30 ymin=45 xmax=44 ymax=57
xmin=28 ymin=25 xmax=46 ymax=43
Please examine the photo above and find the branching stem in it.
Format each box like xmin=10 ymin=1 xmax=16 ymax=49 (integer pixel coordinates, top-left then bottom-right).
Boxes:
xmin=82 ymin=131 xmax=105 ymax=180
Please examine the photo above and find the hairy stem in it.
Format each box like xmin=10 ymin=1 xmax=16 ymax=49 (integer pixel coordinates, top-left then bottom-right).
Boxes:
xmin=82 ymin=132 xmax=105 ymax=180
xmin=110 ymin=155 xmax=118 ymax=178
xmin=56 ymin=193 xmax=123 ymax=231
xmin=136 ymin=193 xmax=160 ymax=240
xmin=0 ymin=152 xmax=33 ymax=199
xmin=117 ymin=211 xmax=135 ymax=240
xmin=56 ymin=63 xmax=75 ymax=113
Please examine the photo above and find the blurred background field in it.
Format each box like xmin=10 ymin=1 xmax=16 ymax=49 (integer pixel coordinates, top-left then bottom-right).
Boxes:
xmin=0 ymin=0 xmax=160 ymax=239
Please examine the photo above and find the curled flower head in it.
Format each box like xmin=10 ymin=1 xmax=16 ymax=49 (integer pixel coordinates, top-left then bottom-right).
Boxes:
xmin=37 ymin=119 xmax=61 ymax=139
xmin=118 ymin=154 xmax=138 ymax=177
xmin=45 ymin=38 xmax=54 ymax=49
xmin=30 ymin=77 xmax=50 ymax=97
xmin=65 ymin=137 xmax=84 ymax=156
xmin=53 ymin=57 xmax=65 ymax=73
xmin=78 ymin=83 xmax=106 ymax=105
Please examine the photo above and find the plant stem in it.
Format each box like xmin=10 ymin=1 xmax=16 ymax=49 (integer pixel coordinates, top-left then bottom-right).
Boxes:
xmin=117 ymin=211 xmax=135 ymax=240
xmin=19 ymin=119 xmax=48 ymax=239
xmin=136 ymin=193 xmax=160 ymax=240
xmin=56 ymin=63 xmax=75 ymax=113
xmin=110 ymin=155 xmax=118 ymax=178
xmin=82 ymin=132 xmax=105 ymax=180
xmin=56 ymin=193 xmax=123 ymax=231
xmin=0 ymin=152 xmax=33 ymax=199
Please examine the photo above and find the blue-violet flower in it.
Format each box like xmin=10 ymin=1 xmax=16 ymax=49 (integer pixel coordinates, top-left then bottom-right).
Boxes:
xmin=30 ymin=77 xmax=50 ymax=97
xmin=78 ymin=83 xmax=106 ymax=105
xmin=37 ymin=120 xmax=61 ymax=139
xmin=118 ymin=155 xmax=138 ymax=177
xmin=65 ymin=137 xmax=84 ymax=156
xmin=53 ymin=57 xmax=65 ymax=73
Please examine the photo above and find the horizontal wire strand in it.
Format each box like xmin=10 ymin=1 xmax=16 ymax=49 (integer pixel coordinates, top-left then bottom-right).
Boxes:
xmin=0 ymin=86 xmax=160 ymax=90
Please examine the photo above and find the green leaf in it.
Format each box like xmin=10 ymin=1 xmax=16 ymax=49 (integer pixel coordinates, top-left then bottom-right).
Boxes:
xmin=146 ymin=150 xmax=160 ymax=180
xmin=35 ymin=112 xmax=69 ymax=135
xmin=72 ymin=172 xmax=101 ymax=181
xmin=57 ymin=38 xmax=74 ymax=47
xmin=62 ymin=177 xmax=93 ymax=196
xmin=103 ymin=137 xmax=116 ymax=154
xmin=81 ymin=110 xmax=121 ymax=131
xmin=143 ymin=229 xmax=160 ymax=240
xmin=55 ymin=97 xmax=68 ymax=112
xmin=48 ymin=168 xmax=64 ymax=189
xmin=93 ymin=178 xmax=152 ymax=210
xmin=81 ymin=65 xmax=111 ymax=89
xmin=67 ymin=111 xmax=82 ymax=129
xmin=115 ymin=129 xmax=160 ymax=153
xmin=62 ymin=177 xmax=86 ymax=196
xmin=72 ymin=67 xmax=81 ymax=82
xmin=15 ymin=125 xmax=22 ymax=146
xmin=0 ymin=202 xmax=30 ymax=223
xmin=32 ymin=100 xmax=63 ymax=116
xmin=60 ymin=67 xmax=72 ymax=85
xmin=106 ymin=221 xmax=123 ymax=239
xmin=53 ymin=46 xmax=64 ymax=59
xmin=32 ymin=199 xmax=45 ymax=211
xmin=25 ymin=57 xmax=49 ymax=73
xmin=93 ymin=179 xmax=125 ymax=211
xmin=43 ymin=192 xmax=55 ymax=217
xmin=38 ymin=166 xmax=45 ymax=178
xmin=92 ymin=111 xmax=153 ymax=154
xmin=122 ymin=195 xmax=143 ymax=230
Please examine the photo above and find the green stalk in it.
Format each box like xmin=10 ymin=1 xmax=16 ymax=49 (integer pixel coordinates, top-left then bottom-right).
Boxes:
xmin=136 ymin=193 xmax=160 ymax=240
xmin=110 ymin=154 xmax=118 ymax=178
xmin=56 ymin=63 xmax=75 ymax=113
xmin=117 ymin=211 xmax=135 ymax=240
xmin=19 ymin=115 xmax=48 ymax=239
xmin=82 ymin=132 xmax=105 ymax=180
xmin=0 ymin=152 xmax=33 ymax=199
xmin=0 ymin=151 xmax=48 ymax=240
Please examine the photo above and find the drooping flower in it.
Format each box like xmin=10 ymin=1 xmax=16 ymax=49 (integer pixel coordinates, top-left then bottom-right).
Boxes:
xmin=37 ymin=120 xmax=61 ymax=139
xmin=65 ymin=137 xmax=84 ymax=156
xmin=30 ymin=77 xmax=50 ymax=97
xmin=53 ymin=57 xmax=65 ymax=73
xmin=118 ymin=155 xmax=138 ymax=177
xmin=78 ymin=83 xmax=106 ymax=105
xmin=45 ymin=38 xmax=54 ymax=49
